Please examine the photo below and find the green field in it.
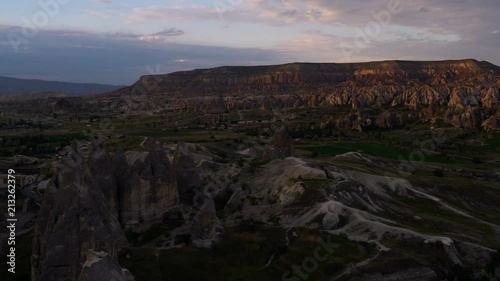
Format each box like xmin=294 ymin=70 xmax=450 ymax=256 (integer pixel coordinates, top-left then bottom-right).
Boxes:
xmin=120 ymin=226 xmax=376 ymax=281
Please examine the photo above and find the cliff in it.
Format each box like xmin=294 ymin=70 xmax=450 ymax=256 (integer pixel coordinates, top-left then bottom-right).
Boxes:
xmin=108 ymin=59 xmax=500 ymax=97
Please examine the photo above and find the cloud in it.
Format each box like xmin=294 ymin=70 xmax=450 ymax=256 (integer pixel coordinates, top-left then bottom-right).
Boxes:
xmin=151 ymin=28 xmax=185 ymax=37
xmin=126 ymin=5 xmax=215 ymax=23
xmin=105 ymin=32 xmax=140 ymax=39
xmin=83 ymin=9 xmax=111 ymax=19
xmin=103 ymin=28 xmax=184 ymax=42
xmin=88 ymin=0 xmax=111 ymax=3
xmin=138 ymin=35 xmax=162 ymax=42
xmin=122 ymin=0 xmax=498 ymax=42
xmin=125 ymin=0 xmax=343 ymax=24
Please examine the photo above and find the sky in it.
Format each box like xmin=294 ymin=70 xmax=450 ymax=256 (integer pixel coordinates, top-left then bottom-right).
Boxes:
xmin=0 ymin=0 xmax=498 ymax=85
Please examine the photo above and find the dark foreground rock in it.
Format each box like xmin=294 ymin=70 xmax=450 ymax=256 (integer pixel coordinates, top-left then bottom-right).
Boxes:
xmin=172 ymin=140 xmax=202 ymax=204
xmin=31 ymin=142 xmax=127 ymax=281
xmin=78 ymin=250 xmax=134 ymax=281
xmin=114 ymin=139 xmax=179 ymax=229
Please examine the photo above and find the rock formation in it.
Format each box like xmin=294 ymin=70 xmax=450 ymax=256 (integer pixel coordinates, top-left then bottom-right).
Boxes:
xmin=444 ymin=106 xmax=482 ymax=129
xmin=87 ymin=139 xmax=119 ymax=217
xmin=114 ymin=139 xmax=179 ymax=229
xmin=172 ymin=140 xmax=202 ymax=204
xmin=189 ymin=196 xmax=221 ymax=241
xmin=375 ymin=111 xmax=406 ymax=129
xmin=32 ymin=139 xmax=185 ymax=280
xmin=78 ymin=250 xmax=134 ymax=281
xmin=263 ymin=125 xmax=294 ymax=159
xmin=53 ymin=98 xmax=74 ymax=114
xmin=482 ymin=115 xmax=500 ymax=131
xmin=32 ymin=141 xmax=127 ymax=281
xmin=18 ymin=59 xmax=497 ymax=131
xmin=107 ymin=59 xmax=500 ymax=97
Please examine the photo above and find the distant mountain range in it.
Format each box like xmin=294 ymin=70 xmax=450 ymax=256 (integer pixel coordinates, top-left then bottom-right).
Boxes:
xmin=108 ymin=59 xmax=500 ymax=97
xmin=99 ymin=59 xmax=499 ymax=131
xmin=0 ymin=76 xmax=122 ymax=96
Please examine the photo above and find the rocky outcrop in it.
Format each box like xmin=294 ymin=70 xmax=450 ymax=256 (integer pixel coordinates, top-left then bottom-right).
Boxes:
xmin=53 ymin=98 xmax=74 ymax=114
xmin=87 ymin=139 xmax=119 ymax=216
xmin=249 ymin=157 xmax=327 ymax=206
xmin=32 ymin=138 xmax=184 ymax=280
xmin=444 ymin=106 xmax=483 ymax=129
xmin=391 ymin=85 xmax=450 ymax=109
xmin=448 ymin=87 xmax=481 ymax=108
xmin=190 ymin=196 xmax=221 ymax=241
xmin=375 ymin=111 xmax=406 ymax=129
xmin=481 ymin=86 xmax=499 ymax=109
xmin=32 ymin=141 xmax=127 ymax=281
xmin=114 ymin=140 xmax=179 ymax=229
xmin=172 ymin=141 xmax=201 ymax=204
xmin=482 ymin=114 xmax=500 ymax=131
xmin=263 ymin=126 xmax=294 ymax=159
xmin=78 ymin=251 xmax=134 ymax=281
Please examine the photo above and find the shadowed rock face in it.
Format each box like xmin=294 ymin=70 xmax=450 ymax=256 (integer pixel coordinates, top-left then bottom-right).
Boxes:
xmin=32 ymin=139 xmax=181 ymax=280
xmin=114 ymin=140 xmax=179 ymax=229
xmin=172 ymin=141 xmax=202 ymax=204
xmin=87 ymin=139 xmax=119 ymax=217
xmin=190 ymin=196 xmax=220 ymax=240
xmin=53 ymin=98 xmax=74 ymax=114
xmin=31 ymin=141 xmax=126 ymax=281
xmin=444 ymin=106 xmax=484 ymax=129
xmin=375 ymin=111 xmax=406 ymax=129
